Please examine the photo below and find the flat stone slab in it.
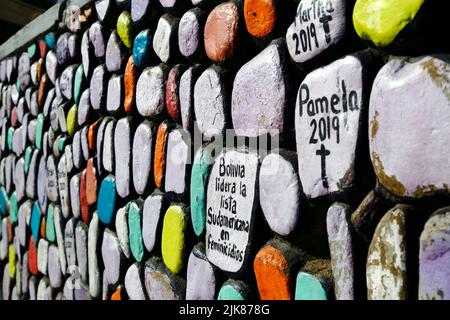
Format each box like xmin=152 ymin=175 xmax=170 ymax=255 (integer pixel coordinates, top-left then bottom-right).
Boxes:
xmin=369 ymin=56 xmax=450 ymax=199
xmin=186 ymin=242 xmax=217 ymax=300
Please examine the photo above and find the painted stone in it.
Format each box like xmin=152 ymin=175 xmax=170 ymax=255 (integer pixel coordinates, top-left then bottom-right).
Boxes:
xmin=45 ymin=33 xmax=56 ymax=50
xmin=37 ymin=239 xmax=49 ymax=275
xmin=56 ymin=33 xmax=71 ymax=66
xmin=75 ymin=221 xmax=89 ymax=282
xmin=106 ymin=30 xmax=127 ymax=73
xmin=179 ymin=8 xmax=206 ymax=60
xmin=102 ymin=119 xmax=116 ymax=173
xmin=218 ymin=279 xmax=251 ymax=300
xmin=369 ymin=56 xmax=450 ymax=199
xmin=88 ymin=212 xmax=101 ymax=298
xmin=38 ymin=74 xmax=50 ymax=109
xmin=125 ymin=263 xmax=146 ymax=300
xmin=46 ymin=204 xmax=56 ymax=243
xmin=204 ymin=2 xmax=240 ymax=62
xmin=46 ymin=154 xmax=59 ymax=202
xmin=286 ymin=0 xmax=347 ymax=64
xmin=193 ymin=66 xmax=230 ymax=140
xmin=98 ymin=175 xmax=117 ymax=225
xmin=154 ymin=121 xmax=174 ymax=190
xmin=259 ymin=150 xmax=301 ymax=236
xmin=9 ymin=192 xmax=19 ymax=225
xmin=165 ymin=65 xmax=184 ymax=121
xmin=70 ymin=173 xmax=81 ymax=219
xmin=131 ymin=0 xmax=152 ymax=24
xmin=295 ymin=51 xmax=378 ymax=199
xmin=30 ymin=201 xmax=42 ymax=244
xmin=136 ymin=64 xmax=168 ymax=118
xmin=74 ymin=65 xmax=85 ymax=105
xmin=54 ymin=205 xmax=67 ymax=274
xmin=101 ymin=228 xmax=124 ymax=286
xmin=419 ymin=207 xmax=450 ymax=300
xmin=45 ymin=51 xmax=58 ymax=84
xmin=366 ymin=204 xmax=413 ymax=300
xmin=205 ymin=148 xmax=259 ymax=274
xmin=64 ymin=218 xmax=77 ymax=274
xmin=128 ymin=201 xmax=144 ymax=262
xmin=243 ymin=0 xmax=278 ymax=39
xmin=132 ymin=120 xmax=155 ymax=195
xmin=144 ymin=256 xmax=186 ymax=300
xmin=22 ymin=252 xmax=30 ymax=294
xmin=29 ymin=236 xmax=38 ymax=275
xmin=232 ymin=39 xmax=290 ymax=137
xmin=48 ymin=245 xmax=62 ymax=289
xmin=95 ymin=0 xmax=116 ymax=24
xmin=107 ymin=75 xmax=124 ymax=114
xmin=179 ymin=65 xmax=200 ymax=131
xmin=78 ymin=89 xmax=91 ymax=127
xmin=81 ymin=30 xmax=94 ymax=78
xmin=85 ymin=158 xmax=98 ymax=207
xmin=89 ymin=22 xmax=106 ymax=59
xmin=186 ymin=243 xmax=217 ymax=300
xmin=142 ymin=190 xmax=167 ymax=253
xmin=153 ymin=14 xmax=179 ymax=63
xmin=60 ymin=64 xmax=78 ymax=101
xmin=117 ymin=11 xmax=133 ymax=48
xmin=68 ymin=34 xmax=80 ymax=60
xmin=124 ymin=56 xmax=137 ymax=113
xmin=90 ymin=64 xmax=107 ymax=111
xmin=326 ymin=202 xmax=354 ymax=300
xmin=295 ymin=270 xmax=329 ymax=300
xmin=116 ymin=205 xmax=131 ymax=259
xmin=115 ymin=117 xmax=133 ymax=198
xmin=18 ymin=53 xmax=31 ymax=91
xmin=133 ymin=29 xmax=152 ymax=69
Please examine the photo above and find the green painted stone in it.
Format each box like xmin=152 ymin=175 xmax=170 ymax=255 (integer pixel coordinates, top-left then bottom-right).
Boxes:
xmin=190 ymin=145 xmax=214 ymax=237
xmin=46 ymin=204 xmax=56 ymax=243
xmin=35 ymin=114 xmax=45 ymax=150
xmin=7 ymin=127 xmax=14 ymax=150
xmin=67 ymin=105 xmax=78 ymax=136
xmin=0 ymin=187 xmax=9 ymax=217
xmin=295 ymin=272 xmax=328 ymax=300
xmin=9 ymin=192 xmax=19 ymax=225
xmin=24 ymin=146 xmax=33 ymax=174
xmin=45 ymin=33 xmax=56 ymax=49
xmin=218 ymin=285 xmax=245 ymax=300
xmin=74 ymin=65 xmax=85 ymax=105
xmin=28 ymin=43 xmax=37 ymax=59
xmin=117 ymin=11 xmax=133 ymax=48
xmin=128 ymin=201 xmax=144 ymax=262
xmin=57 ymin=136 xmax=68 ymax=154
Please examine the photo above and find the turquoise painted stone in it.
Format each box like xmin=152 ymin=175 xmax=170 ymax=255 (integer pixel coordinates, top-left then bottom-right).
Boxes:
xmin=24 ymin=146 xmax=33 ymax=174
xmin=35 ymin=114 xmax=45 ymax=150
xmin=46 ymin=204 xmax=56 ymax=243
xmin=57 ymin=136 xmax=67 ymax=154
xmin=31 ymin=201 xmax=42 ymax=244
xmin=28 ymin=44 xmax=37 ymax=59
xmin=45 ymin=33 xmax=56 ymax=49
xmin=7 ymin=127 xmax=14 ymax=150
xmin=295 ymin=272 xmax=328 ymax=300
xmin=128 ymin=201 xmax=144 ymax=262
xmin=218 ymin=285 xmax=245 ymax=300
xmin=16 ymin=78 xmax=21 ymax=94
xmin=98 ymin=175 xmax=117 ymax=225
xmin=74 ymin=65 xmax=85 ymax=105
xmin=0 ymin=187 xmax=9 ymax=217
xmin=190 ymin=145 xmax=214 ymax=237
xmin=133 ymin=29 xmax=152 ymax=68
xmin=9 ymin=192 xmax=19 ymax=225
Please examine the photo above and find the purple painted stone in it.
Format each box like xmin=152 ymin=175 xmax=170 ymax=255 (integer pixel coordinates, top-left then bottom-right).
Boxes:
xmin=60 ymin=65 xmax=78 ymax=101
xmin=89 ymin=22 xmax=106 ymax=59
xmin=68 ymin=34 xmax=79 ymax=59
xmin=419 ymin=207 xmax=450 ymax=300
xmin=106 ymin=30 xmax=127 ymax=73
xmin=56 ymin=33 xmax=71 ymax=66
xmin=90 ymin=64 xmax=107 ymax=111
xmin=107 ymin=75 xmax=124 ymax=114
xmin=78 ymin=89 xmax=91 ymax=126
xmin=18 ymin=52 xmax=31 ymax=91
xmin=178 ymin=8 xmax=205 ymax=60
xmin=131 ymin=0 xmax=152 ymax=24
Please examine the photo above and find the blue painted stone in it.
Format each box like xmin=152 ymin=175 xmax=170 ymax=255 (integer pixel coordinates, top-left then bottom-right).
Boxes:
xmin=133 ymin=29 xmax=152 ymax=68
xmin=0 ymin=187 xmax=8 ymax=217
xmin=98 ymin=175 xmax=117 ymax=225
xmin=31 ymin=201 xmax=42 ymax=244
xmin=45 ymin=32 xmax=56 ymax=50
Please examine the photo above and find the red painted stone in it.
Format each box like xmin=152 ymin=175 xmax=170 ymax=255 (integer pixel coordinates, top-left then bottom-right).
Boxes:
xmin=165 ymin=65 xmax=183 ymax=121
xmin=80 ymin=169 xmax=91 ymax=223
xmin=86 ymin=158 xmax=98 ymax=206
xmin=39 ymin=40 xmax=47 ymax=58
xmin=29 ymin=236 xmax=39 ymax=275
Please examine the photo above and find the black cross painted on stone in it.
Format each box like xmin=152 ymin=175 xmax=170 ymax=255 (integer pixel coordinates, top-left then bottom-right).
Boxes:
xmin=319 ymin=14 xmax=333 ymax=44
xmin=316 ymin=143 xmax=330 ymax=188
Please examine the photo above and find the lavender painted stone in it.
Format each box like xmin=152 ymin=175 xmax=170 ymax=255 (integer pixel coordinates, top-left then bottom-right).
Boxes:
xmin=30 ymin=61 xmax=38 ymax=85
xmin=54 ymin=205 xmax=67 ymax=274
xmin=60 ymin=64 xmax=78 ymax=101
xmin=90 ymin=64 xmax=107 ymax=111
xmin=72 ymin=131 xmax=84 ymax=169
xmin=2 ymin=264 xmax=11 ymax=300
xmin=56 ymin=33 xmax=71 ymax=66
xmin=96 ymin=117 xmax=112 ymax=174
xmin=144 ymin=256 xmax=186 ymax=300
xmin=419 ymin=207 xmax=450 ymax=300
xmin=81 ymin=30 xmax=94 ymax=78
xmin=95 ymin=0 xmax=116 ymax=24
xmin=89 ymin=22 xmax=106 ymax=59
xmin=107 ymin=75 xmax=124 ymax=114
xmin=259 ymin=150 xmax=301 ymax=236
xmin=78 ymin=89 xmax=91 ymax=126
xmin=101 ymin=228 xmax=124 ymax=286
xmin=64 ymin=218 xmax=77 ymax=274
xmin=153 ymin=14 xmax=179 ymax=63
xmin=43 ymin=88 xmax=55 ymax=118
xmin=37 ymin=155 xmax=48 ymax=212
xmin=14 ymin=158 xmax=26 ymax=202
xmin=178 ymin=8 xmax=205 ymax=60
xmin=75 ymin=221 xmax=88 ymax=282
xmin=186 ymin=243 xmax=217 ymax=300
xmin=165 ymin=127 xmax=191 ymax=197
xmin=102 ymin=119 xmax=116 ymax=173
xmin=136 ymin=65 xmax=168 ymax=117
xmin=106 ymin=30 xmax=127 ymax=73
xmin=22 ymin=252 xmax=29 ymax=294
xmin=48 ymin=245 xmax=62 ymax=288
xmin=326 ymin=202 xmax=355 ymax=300
xmin=81 ymin=125 xmax=90 ymax=160
xmin=143 ymin=191 xmax=167 ymax=253
xmin=46 ymin=154 xmax=59 ymax=202
xmin=18 ymin=201 xmax=31 ymax=247
xmin=30 ymin=91 xmax=39 ymax=117
xmin=18 ymin=53 xmax=31 ymax=91
xmin=132 ymin=121 xmax=155 ymax=195
xmin=125 ymin=263 xmax=146 ymax=300
xmin=115 ymin=117 xmax=133 ymax=198
xmin=88 ymin=212 xmax=101 ymax=298
xmin=131 ymin=0 xmax=152 ymax=24
xmin=46 ymin=51 xmax=58 ymax=85
xmin=58 ymin=155 xmax=71 ymax=218
xmin=179 ymin=65 xmax=200 ymax=132
xmin=369 ymin=56 xmax=450 ymax=199
xmin=68 ymin=34 xmax=79 ymax=59
xmin=194 ymin=66 xmax=230 ymax=140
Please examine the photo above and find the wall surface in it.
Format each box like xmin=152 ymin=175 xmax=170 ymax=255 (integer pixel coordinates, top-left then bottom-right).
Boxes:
xmin=0 ymin=0 xmax=449 ymax=300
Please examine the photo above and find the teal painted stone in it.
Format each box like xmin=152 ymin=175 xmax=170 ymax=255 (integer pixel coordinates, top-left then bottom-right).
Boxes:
xmin=190 ymin=144 xmax=214 ymax=237
xmin=16 ymin=78 xmax=21 ymax=93
xmin=35 ymin=114 xmax=45 ymax=150
xmin=128 ymin=201 xmax=144 ymax=262
xmin=46 ymin=204 xmax=56 ymax=243
xmin=74 ymin=65 xmax=85 ymax=105
xmin=7 ymin=127 xmax=14 ymax=150
xmin=133 ymin=29 xmax=152 ymax=68
xmin=98 ymin=175 xmax=117 ymax=225
xmin=218 ymin=285 xmax=245 ymax=300
xmin=295 ymin=272 xmax=328 ymax=300
xmin=0 ymin=187 xmax=9 ymax=217
xmin=24 ymin=146 xmax=33 ymax=174
xmin=57 ymin=136 xmax=67 ymax=155
xmin=9 ymin=192 xmax=19 ymax=225
xmin=31 ymin=201 xmax=42 ymax=244
xmin=45 ymin=33 xmax=56 ymax=49
xmin=28 ymin=44 xmax=37 ymax=59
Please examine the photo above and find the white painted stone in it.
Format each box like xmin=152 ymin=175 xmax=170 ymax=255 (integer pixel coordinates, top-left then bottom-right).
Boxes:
xmin=102 ymin=120 xmax=115 ymax=173
xmin=144 ymin=257 xmax=186 ymax=300
xmin=26 ymin=150 xmax=39 ymax=198
xmin=78 ymin=88 xmax=91 ymax=126
xmin=54 ymin=205 xmax=67 ymax=274
xmin=65 ymin=145 xmax=74 ymax=174
xmin=37 ymin=277 xmax=51 ymax=300
xmin=37 ymin=155 xmax=48 ymax=213
xmin=63 ymin=277 xmax=75 ymax=300
xmin=0 ymin=218 xmax=7 ymax=261
xmin=115 ymin=206 xmax=131 ymax=259
xmin=125 ymin=263 xmax=146 ymax=300
xmin=114 ymin=117 xmax=132 ymax=198
xmin=60 ymin=64 xmax=78 ymax=101
xmin=133 ymin=121 xmax=154 ymax=195
xmin=64 ymin=218 xmax=77 ymax=274
xmin=14 ymin=158 xmax=26 ymax=202
xmin=101 ymin=229 xmax=124 ymax=286
xmin=89 ymin=21 xmax=106 ymax=58
xmin=70 ymin=173 xmax=81 ymax=219
xmin=106 ymin=31 xmax=127 ymax=73
xmin=22 ymin=252 xmax=29 ymax=295
xmin=295 ymin=54 xmax=365 ymax=199
xmin=58 ymin=155 xmax=71 ymax=218
xmin=81 ymin=126 xmax=90 ymax=160
xmin=81 ymin=30 xmax=92 ymax=77
xmin=18 ymin=201 xmax=32 ymax=247
xmin=72 ymin=130 xmax=84 ymax=169
xmin=48 ymin=244 xmax=63 ymax=289
xmin=205 ymin=148 xmax=259 ymax=273
xmin=165 ymin=128 xmax=190 ymax=195
xmin=107 ymin=75 xmax=123 ymax=113
xmin=136 ymin=65 xmax=167 ymax=117
xmin=88 ymin=212 xmax=101 ymax=298
xmin=179 ymin=66 xmax=196 ymax=131
xmin=29 ymin=277 xmax=37 ymax=300
xmin=143 ymin=192 xmax=165 ymax=253
xmin=90 ymin=64 xmax=107 ymax=111
xmin=75 ymin=221 xmax=88 ymax=283
xmin=286 ymin=0 xmax=347 ymax=63
xmin=186 ymin=244 xmax=216 ymax=300
xmin=46 ymin=154 xmax=59 ymax=202
xmin=153 ymin=15 xmax=175 ymax=63
xmin=2 ymin=264 xmax=10 ymax=300
xmin=95 ymin=0 xmax=110 ymax=23
xmin=37 ymin=238 xmax=49 ymax=276
xmin=30 ymin=61 xmax=38 ymax=85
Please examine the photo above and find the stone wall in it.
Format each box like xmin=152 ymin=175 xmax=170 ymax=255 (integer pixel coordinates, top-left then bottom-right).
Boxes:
xmin=0 ymin=0 xmax=449 ymax=300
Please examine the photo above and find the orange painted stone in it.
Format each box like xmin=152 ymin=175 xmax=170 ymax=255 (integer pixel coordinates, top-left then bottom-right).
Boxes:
xmin=244 ymin=0 xmax=277 ymax=38
xmin=80 ymin=169 xmax=90 ymax=224
xmin=37 ymin=58 xmax=44 ymax=83
xmin=38 ymin=73 xmax=50 ymax=107
xmin=7 ymin=217 xmax=12 ymax=242
xmin=39 ymin=40 xmax=47 ymax=58
xmin=154 ymin=121 xmax=174 ymax=190
xmin=254 ymin=244 xmax=292 ymax=300
xmin=204 ymin=2 xmax=240 ymax=62
xmin=29 ymin=236 xmax=39 ymax=275
xmin=11 ymin=107 xmax=17 ymax=127
xmin=40 ymin=217 xmax=46 ymax=239
xmin=124 ymin=56 xmax=137 ymax=113
xmin=111 ymin=286 xmax=122 ymax=300
xmin=86 ymin=158 xmax=97 ymax=206
xmin=88 ymin=120 xmax=101 ymax=151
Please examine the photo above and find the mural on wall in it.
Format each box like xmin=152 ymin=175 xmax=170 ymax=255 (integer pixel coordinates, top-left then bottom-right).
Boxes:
xmin=0 ymin=0 xmax=449 ymax=300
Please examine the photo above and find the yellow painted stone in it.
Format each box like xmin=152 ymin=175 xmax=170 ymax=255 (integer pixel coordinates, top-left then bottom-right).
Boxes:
xmin=9 ymin=244 xmax=16 ymax=278
xmin=161 ymin=205 xmax=187 ymax=274
xmin=353 ymin=0 xmax=424 ymax=46
xmin=117 ymin=11 xmax=133 ymax=48
xmin=67 ymin=104 xmax=78 ymax=136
